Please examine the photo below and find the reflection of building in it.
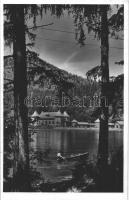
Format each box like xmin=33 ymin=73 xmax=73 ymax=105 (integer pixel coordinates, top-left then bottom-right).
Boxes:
xmin=31 ymin=110 xmax=69 ymax=127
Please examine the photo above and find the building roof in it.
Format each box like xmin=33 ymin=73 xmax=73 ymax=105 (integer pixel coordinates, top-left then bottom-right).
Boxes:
xmin=31 ymin=111 xmax=39 ymax=117
xmin=115 ymin=121 xmax=124 ymax=125
xmin=56 ymin=110 xmax=62 ymax=117
xmin=63 ymin=111 xmax=69 ymax=117
xmin=108 ymin=123 xmax=115 ymax=125
xmin=39 ymin=111 xmax=54 ymax=118
xmin=39 ymin=116 xmax=55 ymax=119
xmin=95 ymin=119 xmax=100 ymax=123
xmin=72 ymin=119 xmax=78 ymax=123
xmin=78 ymin=122 xmax=88 ymax=125
xmin=39 ymin=110 xmax=69 ymax=119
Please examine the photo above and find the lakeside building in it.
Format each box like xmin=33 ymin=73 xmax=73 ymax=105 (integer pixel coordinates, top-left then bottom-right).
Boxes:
xmin=71 ymin=120 xmax=91 ymax=128
xmin=88 ymin=123 xmax=96 ymax=128
xmin=95 ymin=118 xmax=123 ymax=129
xmin=71 ymin=118 xmax=124 ymax=129
xmin=114 ymin=121 xmax=124 ymax=129
xmin=30 ymin=112 xmax=123 ymax=129
xmin=77 ymin=122 xmax=89 ymax=128
xmin=71 ymin=119 xmax=78 ymax=127
xmin=95 ymin=118 xmax=116 ymax=128
xmin=108 ymin=123 xmax=115 ymax=129
xmin=31 ymin=110 xmax=70 ymax=127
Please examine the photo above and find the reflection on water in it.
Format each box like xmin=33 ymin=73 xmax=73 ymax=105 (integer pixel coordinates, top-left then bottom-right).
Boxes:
xmin=30 ymin=128 xmax=123 ymax=182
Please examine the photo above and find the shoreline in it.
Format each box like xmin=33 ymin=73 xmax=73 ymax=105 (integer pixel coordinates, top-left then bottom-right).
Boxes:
xmin=29 ymin=126 xmax=123 ymax=131
xmin=54 ymin=127 xmax=123 ymax=131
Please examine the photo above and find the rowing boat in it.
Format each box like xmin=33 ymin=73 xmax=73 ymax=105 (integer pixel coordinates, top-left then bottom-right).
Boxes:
xmin=57 ymin=152 xmax=88 ymax=162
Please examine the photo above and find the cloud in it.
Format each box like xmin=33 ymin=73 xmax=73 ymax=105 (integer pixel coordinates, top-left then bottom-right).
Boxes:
xmin=63 ymin=51 xmax=78 ymax=66
xmin=33 ymin=11 xmax=123 ymax=78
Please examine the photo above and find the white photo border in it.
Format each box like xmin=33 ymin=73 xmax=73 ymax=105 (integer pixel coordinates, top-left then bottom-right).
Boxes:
xmin=0 ymin=1 xmax=128 ymax=200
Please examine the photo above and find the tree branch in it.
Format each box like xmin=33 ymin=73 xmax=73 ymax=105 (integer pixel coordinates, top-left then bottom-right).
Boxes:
xmin=4 ymin=78 xmax=13 ymax=82
xmin=115 ymin=60 xmax=124 ymax=65
xmin=4 ymin=88 xmax=13 ymax=93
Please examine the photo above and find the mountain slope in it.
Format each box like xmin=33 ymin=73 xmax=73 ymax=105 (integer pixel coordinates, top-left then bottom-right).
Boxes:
xmin=4 ymin=51 xmax=123 ymax=122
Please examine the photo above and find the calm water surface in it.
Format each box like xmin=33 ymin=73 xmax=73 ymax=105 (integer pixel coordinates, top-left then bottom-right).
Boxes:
xmin=30 ymin=128 xmax=123 ymax=182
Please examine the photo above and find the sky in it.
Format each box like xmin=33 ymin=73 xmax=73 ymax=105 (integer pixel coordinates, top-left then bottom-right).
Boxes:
xmin=5 ymin=6 xmax=124 ymax=78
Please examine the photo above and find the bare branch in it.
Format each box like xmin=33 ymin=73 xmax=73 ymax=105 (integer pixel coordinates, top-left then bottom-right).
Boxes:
xmin=4 ymin=88 xmax=13 ymax=93
xmin=4 ymin=82 xmax=14 ymax=88
xmin=4 ymin=78 xmax=13 ymax=82
xmin=4 ymin=55 xmax=13 ymax=59
xmin=115 ymin=60 xmax=124 ymax=65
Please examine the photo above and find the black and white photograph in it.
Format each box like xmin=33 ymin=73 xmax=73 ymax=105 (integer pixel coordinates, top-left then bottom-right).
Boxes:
xmin=1 ymin=2 xmax=129 ymax=198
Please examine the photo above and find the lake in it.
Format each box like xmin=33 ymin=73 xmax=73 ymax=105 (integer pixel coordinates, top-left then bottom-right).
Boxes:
xmin=30 ymin=128 xmax=123 ymax=183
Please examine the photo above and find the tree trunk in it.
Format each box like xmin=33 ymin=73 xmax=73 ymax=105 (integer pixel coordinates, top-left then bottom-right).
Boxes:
xmin=97 ymin=5 xmax=109 ymax=167
xmin=12 ymin=5 xmax=30 ymax=191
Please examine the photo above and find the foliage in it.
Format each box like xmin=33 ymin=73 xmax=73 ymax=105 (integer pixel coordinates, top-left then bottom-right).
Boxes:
xmin=3 ymin=115 xmax=15 ymax=191
xmin=109 ymin=74 xmax=123 ymax=121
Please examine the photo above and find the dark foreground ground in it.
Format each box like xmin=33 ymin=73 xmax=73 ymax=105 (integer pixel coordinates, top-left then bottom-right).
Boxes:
xmin=32 ymin=146 xmax=123 ymax=192
xmin=4 ymin=146 xmax=123 ymax=192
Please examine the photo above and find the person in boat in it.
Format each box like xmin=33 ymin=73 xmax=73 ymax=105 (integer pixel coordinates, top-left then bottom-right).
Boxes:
xmin=57 ymin=152 xmax=65 ymax=161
